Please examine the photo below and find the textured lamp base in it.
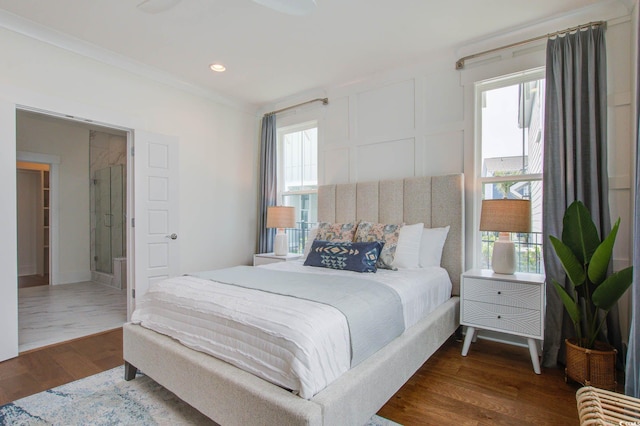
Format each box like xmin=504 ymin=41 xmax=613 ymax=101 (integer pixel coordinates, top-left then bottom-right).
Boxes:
xmin=491 ymin=236 xmax=516 ymax=275
xmin=274 ymin=230 xmax=288 ymax=256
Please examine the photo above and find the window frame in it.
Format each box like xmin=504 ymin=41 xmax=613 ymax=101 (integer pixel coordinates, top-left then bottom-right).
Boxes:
xmin=276 ymin=119 xmax=318 ymax=201
xmin=276 ymin=119 xmax=319 ymax=254
xmin=473 ymin=68 xmax=545 ymax=272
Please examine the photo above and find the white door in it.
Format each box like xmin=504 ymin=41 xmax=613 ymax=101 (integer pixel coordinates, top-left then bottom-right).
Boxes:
xmin=0 ymin=100 xmax=18 ymax=361
xmin=133 ymin=131 xmax=179 ymax=310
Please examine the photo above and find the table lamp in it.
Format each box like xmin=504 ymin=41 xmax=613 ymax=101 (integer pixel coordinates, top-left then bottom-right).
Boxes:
xmin=480 ymin=199 xmax=531 ymax=275
xmin=266 ymin=206 xmax=295 ymax=256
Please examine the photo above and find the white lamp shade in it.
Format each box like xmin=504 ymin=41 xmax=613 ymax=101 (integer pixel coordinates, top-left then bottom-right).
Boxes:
xmin=266 ymin=206 xmax=295 ymax=229
xmin=480 ymin=199 xmax=531 ymax=233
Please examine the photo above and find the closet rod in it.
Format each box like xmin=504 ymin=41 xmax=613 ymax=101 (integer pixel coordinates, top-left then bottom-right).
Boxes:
xmin=264 ymin=97 xmax=328 ymax=117
xmin=455 ymin=20 xmax=605 ymax=70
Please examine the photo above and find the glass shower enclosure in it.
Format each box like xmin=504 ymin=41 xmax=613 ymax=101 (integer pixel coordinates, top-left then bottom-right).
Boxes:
xmin=94 ymin=165 xmax=125 ymax=274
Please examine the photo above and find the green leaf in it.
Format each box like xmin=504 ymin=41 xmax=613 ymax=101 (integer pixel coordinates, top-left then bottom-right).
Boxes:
xmin=592 ymin=266 xmax=633 ymax=311
xmin=588 ymin=218 xmax=620 ymax=286
xmin=549 ymin=235 xmax=586 ymax=287
xmin=562 ymin=201 xmax=600 ymax=264
xmin=552 ymin=279 xmax=581 ymax=325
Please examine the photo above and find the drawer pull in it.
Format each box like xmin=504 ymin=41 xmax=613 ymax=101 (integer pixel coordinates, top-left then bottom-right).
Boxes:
xmin=497 ymin=291 xmax=502 ymax=295
xmin=497 ymin=315 xmax=501 ymax=319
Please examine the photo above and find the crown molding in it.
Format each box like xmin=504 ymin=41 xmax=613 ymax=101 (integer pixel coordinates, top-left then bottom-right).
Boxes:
xmin=454 ymin=0 xmax=631 ymax=59
xmin=0 ymin=8 xmax=257 ymax=114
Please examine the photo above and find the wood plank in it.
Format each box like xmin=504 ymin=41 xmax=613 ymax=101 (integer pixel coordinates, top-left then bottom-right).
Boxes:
xmin=377 ymin=337 xmax=582 ymax=425
xmin=0 ymin=329 xmax=123 ymax=406
xmin=0 ymin=328 xmax=586 ymax=425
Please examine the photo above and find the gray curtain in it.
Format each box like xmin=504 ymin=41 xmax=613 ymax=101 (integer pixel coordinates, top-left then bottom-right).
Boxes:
xmin=541 ymin=26 xmax=622 ymax=367
xmin=625 ymin=7 xmax=640 ymax=398
xmin=257 ymin=114 xmax=277 ymax=253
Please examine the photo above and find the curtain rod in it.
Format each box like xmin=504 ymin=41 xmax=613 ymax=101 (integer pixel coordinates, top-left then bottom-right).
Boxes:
xmin=264 ymin=97 xmax=328 ymax=117
xmin=455 ymin=20 xmax=605 ymax=70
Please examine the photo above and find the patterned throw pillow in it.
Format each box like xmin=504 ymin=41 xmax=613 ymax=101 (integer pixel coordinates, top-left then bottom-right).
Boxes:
xmin=304 ymin=240 xmax=384 ymax=273
xmin=354 ymin=222 xmax=404 ymax=270
xmin=315 ymin=222 xmax=358 ymax=242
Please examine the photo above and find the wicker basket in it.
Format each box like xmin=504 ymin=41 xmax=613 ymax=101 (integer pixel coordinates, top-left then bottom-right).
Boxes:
xmin=565 ymin=338 xmax=617 ymax=391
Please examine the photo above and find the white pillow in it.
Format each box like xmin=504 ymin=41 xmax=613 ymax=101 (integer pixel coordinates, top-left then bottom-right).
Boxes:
xmin=392 ymin=223 xmax=424 ymax=269
xmin=303 ymin=227 xmax=319 ymax=259
xmin=419 ymin=226 xmax=450 ymax=267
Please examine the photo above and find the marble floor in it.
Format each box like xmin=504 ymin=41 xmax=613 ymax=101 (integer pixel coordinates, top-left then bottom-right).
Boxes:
xmin=18 ymin=281 xmax=127 ymax=352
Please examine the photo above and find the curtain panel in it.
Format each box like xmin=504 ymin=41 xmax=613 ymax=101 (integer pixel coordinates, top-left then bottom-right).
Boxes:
xmin=541 ymin=26 xmax=622 ymax=367
xmin=257 ymin=114 xmax=277 ymax=253
xmin=625 ymin=6 xmax=640 ymax=398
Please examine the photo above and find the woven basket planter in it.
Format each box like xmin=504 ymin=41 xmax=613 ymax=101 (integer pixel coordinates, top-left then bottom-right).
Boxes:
xmin=565 ymin=338 xmax=617 ymax=390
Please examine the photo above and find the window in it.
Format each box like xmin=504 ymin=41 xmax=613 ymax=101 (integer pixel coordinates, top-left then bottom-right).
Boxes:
xmin=476 ymin=71 xmax=545 ymax=273
xmin=277 ymin=121 xmax=318 ymax=254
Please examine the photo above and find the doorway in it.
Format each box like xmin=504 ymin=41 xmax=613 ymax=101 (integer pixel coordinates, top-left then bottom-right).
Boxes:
xmin=16 ymin=162 xmax=50 ymax=288
xmin=15 ymin=110 xmax=129 ymax=352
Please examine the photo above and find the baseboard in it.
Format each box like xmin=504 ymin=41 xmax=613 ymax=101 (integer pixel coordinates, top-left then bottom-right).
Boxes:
xmin=18 ymin=265 xmax=37 ymax=276
xmin=55 ymin=271 xmax=92 ymax=285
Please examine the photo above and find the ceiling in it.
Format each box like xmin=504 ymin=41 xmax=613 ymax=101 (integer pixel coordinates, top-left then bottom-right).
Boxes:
xmin=0 ymin=0 xmax=630 ymax=108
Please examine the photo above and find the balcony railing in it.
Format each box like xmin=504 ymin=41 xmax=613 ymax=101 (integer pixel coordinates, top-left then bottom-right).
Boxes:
xmin=481 ymin=231 xmax=544 ymax=274
xmin=287 ymin=221 xmax=317 ymax=254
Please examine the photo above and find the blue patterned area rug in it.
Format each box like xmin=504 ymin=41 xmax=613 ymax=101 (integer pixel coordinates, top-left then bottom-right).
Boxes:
xmin=0 ymin=366 xmax=401 ymax=425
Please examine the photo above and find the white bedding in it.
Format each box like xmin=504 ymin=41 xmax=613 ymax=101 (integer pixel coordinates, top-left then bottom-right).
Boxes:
xmin=131 ymin=261 xmax=451 ymax=399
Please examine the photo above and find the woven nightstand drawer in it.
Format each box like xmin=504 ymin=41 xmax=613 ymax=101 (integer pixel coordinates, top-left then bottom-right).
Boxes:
xmin=462 ymin=300 xmax=541 ymax=337
xmin=463 ymin=277 xmax=542 ymax=310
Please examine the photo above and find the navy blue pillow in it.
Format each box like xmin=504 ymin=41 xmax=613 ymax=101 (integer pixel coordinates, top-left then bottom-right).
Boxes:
xmin=304 ymin=240 xmax=384 ymax=273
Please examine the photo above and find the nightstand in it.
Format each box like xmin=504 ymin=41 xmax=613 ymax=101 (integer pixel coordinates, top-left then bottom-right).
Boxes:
xmin=460 ymin=268 xmax=545 ymax=374
xmin=253 ymin=252 xmax=303 ymax=266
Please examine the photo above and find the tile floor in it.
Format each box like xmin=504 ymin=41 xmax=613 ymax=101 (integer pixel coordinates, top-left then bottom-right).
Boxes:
xmin=18 ymin=281 xmax=127 ymax=352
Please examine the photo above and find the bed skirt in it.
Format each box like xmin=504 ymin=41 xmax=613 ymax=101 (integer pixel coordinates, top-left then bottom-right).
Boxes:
xmin=123 ymin=296 xmax=460 ymax=426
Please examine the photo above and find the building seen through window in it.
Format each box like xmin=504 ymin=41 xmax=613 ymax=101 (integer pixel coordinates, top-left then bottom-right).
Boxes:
xmin=478 ymin=73 xmax=544 ymax=273
xmin=278 ymin=122 xmax=318 ymax=254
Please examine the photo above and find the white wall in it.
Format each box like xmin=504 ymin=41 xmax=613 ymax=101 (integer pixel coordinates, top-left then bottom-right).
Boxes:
xmin=278 ymin=7 xmax=633 ymax=264
xmin=0 ymin=100 xmax=18 ymax=360
xmin=0 ymin=26 xmax=259 ymax=275
xmin=260 ymin=6 xmax=636 ymax=336
xmin=17 ymin=115 xmax=91 ymax=283
xmin=0 ymin=28 xmax=259 ymax=360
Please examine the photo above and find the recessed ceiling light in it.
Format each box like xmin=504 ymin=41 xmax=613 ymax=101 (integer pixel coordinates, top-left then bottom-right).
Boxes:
xmin=252 ymin=0 xmax=316 ymax=16
xmin=209 ymin=63 xmax=226 ymax=73
xmin=137 ymin=0 xmax=182 ymax=14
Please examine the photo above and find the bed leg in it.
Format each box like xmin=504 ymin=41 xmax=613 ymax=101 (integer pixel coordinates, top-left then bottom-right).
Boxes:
xmin=124 ymin=361 xmax=138 ymax=381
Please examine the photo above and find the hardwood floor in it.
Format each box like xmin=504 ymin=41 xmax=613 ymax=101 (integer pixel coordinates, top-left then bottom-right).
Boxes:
xmin=18 ymin=274 xmax=49 ymax=288
xmin=0 ymin=329 xmax=582 ymax=425
xmin=0 ymin=328 xmax=123 ymax=406
xmin=379 ymin=337 xmax=581 ymax=425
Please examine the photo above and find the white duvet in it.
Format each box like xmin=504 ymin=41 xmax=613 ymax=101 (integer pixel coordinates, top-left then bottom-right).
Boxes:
xmin=131 ymin=261 xmax=451 ymax=399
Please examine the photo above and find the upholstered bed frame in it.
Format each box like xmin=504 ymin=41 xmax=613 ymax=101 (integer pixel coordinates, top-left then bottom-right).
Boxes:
xmin=123 ymin=173 xmax=464 ymax=426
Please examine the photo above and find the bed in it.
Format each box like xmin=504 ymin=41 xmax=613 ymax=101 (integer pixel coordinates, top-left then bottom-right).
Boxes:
xmin=123 ymin=174 xmax=464 ymax=426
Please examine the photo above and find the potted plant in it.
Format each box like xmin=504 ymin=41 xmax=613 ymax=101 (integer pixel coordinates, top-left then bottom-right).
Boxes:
xmin=549 ymin=200 xmax=633 ymax=389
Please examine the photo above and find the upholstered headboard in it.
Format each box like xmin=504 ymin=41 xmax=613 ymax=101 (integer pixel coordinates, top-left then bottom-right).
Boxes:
xmin=317 ymin=174 xmax=464 ymax=295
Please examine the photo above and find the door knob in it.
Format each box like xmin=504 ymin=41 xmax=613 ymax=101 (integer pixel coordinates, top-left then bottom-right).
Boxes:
xmin=166 ymin=233 xmax=178 ymax=240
